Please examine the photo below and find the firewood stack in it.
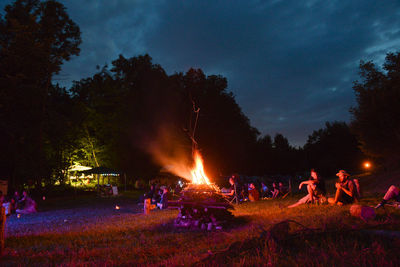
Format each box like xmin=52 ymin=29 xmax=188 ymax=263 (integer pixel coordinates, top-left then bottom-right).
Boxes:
xmin=168 ymin=183 xmax=234 ymax=230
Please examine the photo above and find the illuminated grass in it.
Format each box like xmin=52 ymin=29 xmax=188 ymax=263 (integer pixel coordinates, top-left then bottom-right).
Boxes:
xmin=3 ymin=195 xmax=400 ymax=266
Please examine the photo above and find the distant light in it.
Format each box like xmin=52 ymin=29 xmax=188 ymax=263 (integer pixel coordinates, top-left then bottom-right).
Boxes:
xmin=42 ymin=196 xmax=46 ymax=200
xmin=115 ymin=205 xmax=120 ymax=210
xmin=17 ymin=214 xmax=21 ymax=218
xmin=364 ymin=162 xmax=371 ymax=168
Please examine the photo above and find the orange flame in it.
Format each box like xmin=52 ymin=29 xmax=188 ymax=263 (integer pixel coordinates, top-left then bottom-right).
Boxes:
xmin=190 ymin=151 xmax=211 ymax=185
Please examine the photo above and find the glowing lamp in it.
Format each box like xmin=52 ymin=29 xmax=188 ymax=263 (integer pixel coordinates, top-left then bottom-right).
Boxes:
xmin=364 ymin=162 xmax=371 ymax=168
xmin=115 ymin=205 xmax=120 ymax=210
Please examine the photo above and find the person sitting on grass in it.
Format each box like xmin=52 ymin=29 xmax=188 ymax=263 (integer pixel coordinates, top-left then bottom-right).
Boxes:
xmin=328 ymin=170 xmax=356 ymax=206
xmin=16 ymin=191 xmax=37 ymax=214
xmin=271 ymin=182 xmax=280 ymax=199
xmin=279 ymin=182 xmax=290 ymax=197
xmin=260 ymin=182 xmax=271 ymax=198
xmin=374 ymin=185 xmax=400 ymax=209
xmin=248 ymin=183 xmax=260 ymax=202
xmin=288 ymin=169 xmax=326 ymax=208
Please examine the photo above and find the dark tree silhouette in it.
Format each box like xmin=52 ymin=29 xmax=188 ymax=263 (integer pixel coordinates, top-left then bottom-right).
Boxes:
xmin=0 ymin=0 xmax=81 ymax=188
xmin=304 ymin=121 xmax=364 ymax=175
xmin=351 ymin=52 xmax=400 ymax=169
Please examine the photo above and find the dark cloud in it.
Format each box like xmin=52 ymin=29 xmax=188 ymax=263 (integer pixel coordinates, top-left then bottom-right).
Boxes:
xmin=1 ymin=0 xmax=400 ymax=146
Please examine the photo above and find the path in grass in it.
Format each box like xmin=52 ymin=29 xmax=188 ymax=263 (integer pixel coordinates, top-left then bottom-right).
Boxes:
xmin=6 ymin=195 xmax=144 ymax=237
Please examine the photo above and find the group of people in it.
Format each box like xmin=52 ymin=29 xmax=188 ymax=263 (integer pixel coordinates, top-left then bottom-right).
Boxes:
xmin=223 ymin=175 xmax=289 ymax=203
xmin=289 ymin=168 xmax=400 ymax=211
xmin=222 ymin=169 xmax=363 ymax=208
xmin=143 ymin=184 xmax=169 ymax=210
xmin=288 ymin=169 xmax=361 ymax=208
xmin=0 ymin=190 xmax=37 ymax=215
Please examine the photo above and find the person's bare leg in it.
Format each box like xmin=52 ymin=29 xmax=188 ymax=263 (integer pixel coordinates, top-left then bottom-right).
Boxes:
xmin=376 ymin=185 xmax=400 ymax=208
xmin=383 ymin=185 xmax=400 ymax=201
xmin=288 ymin=194 xmax=310 ymax=208
xmin=333 ymin=188 xmax=342 ymax=204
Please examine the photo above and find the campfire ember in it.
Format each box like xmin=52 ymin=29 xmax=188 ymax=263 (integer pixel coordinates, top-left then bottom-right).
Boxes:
xmin=168 ymin=152 xmax=234 ymax=230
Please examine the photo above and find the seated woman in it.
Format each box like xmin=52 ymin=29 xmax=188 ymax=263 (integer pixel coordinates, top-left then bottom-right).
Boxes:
xmin=375 ymin=185 xmax=400 ymax=209
xmin=248 ymin=183 xmax=260 ymax=202
xmin=328 ymin=170 xmax=356 ymax=206
xmin=288 ymin=169 xmax=326 ymax=208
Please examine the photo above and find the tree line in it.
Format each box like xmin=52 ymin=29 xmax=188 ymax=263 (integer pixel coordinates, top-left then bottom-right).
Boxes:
xmin=1 ymin=0 xmax=398 ymax=190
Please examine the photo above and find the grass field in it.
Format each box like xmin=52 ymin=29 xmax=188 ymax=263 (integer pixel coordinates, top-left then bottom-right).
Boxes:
xmin=2 ymin=188 xmax=400 ymax=266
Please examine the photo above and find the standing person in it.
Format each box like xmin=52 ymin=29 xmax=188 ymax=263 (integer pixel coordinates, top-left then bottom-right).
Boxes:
xmin=374 ymin=185 xmax=400 ymax=209
xmin=288 ymin=169 xmax=326 ymax=208
xmin=157 ymin=188 xmax=169 ymax=209
xmin=328 ymin=170 xmax=356 ymax=206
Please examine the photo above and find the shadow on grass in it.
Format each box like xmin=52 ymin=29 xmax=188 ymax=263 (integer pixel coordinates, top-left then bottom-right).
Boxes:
xmin=149 ymin=215 xmax=253 ymax=233
xmin=194 ymin=220 xmax=400 ymax=266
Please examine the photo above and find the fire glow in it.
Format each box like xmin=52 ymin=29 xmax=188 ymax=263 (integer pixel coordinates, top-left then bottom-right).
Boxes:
xmin=190 ymin=151 xmax=212 ymax=185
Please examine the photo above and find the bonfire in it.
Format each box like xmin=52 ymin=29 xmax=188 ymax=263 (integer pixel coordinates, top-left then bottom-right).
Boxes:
xmin=168 ymin=151 xmax=234 ymax=230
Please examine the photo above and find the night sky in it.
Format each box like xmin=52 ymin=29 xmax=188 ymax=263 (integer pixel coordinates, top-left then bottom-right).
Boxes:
xmin=2 ymin=0 xmax=400 ymax=146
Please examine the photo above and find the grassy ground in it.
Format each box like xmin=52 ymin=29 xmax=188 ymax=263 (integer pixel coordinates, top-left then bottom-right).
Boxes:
xmin=2 ymin=190 xmax=400 ymax=266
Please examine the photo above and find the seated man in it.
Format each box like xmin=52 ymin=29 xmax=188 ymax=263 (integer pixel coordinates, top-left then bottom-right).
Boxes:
xmin=375 ymin=185 xmax=400 ymax=209
xmin=248 ymin=183 xmax=260 ymax=202
xmin=288 ymin=169 xmax=326 ymax=208
xmin=222 ymin=177 xmax=237 ymax=201
xmin=328 ymin=170 xmax=356 ymax=206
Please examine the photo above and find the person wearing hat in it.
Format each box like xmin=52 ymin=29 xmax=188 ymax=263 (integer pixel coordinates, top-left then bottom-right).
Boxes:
xmin=328 ymin=170 xmax=356 ymax=205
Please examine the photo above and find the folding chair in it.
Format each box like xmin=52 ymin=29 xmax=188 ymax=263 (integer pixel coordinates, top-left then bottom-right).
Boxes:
xmin=229 ymin=183 xmax=239 ymax=204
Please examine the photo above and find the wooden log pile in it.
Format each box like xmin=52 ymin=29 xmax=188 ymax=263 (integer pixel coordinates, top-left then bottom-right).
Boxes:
xmin=168 ymin=184 xmax=234 ymax=230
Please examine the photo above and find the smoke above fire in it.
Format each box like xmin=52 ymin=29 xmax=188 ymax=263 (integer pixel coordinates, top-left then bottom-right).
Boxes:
xmin=143 ymin=124 xmax=211 ymax=184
